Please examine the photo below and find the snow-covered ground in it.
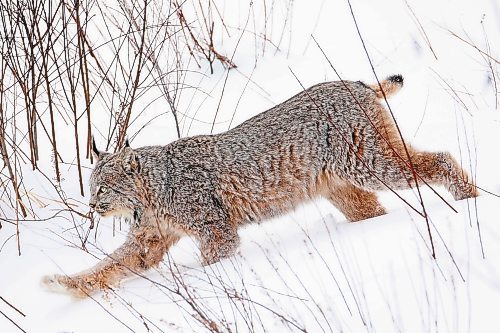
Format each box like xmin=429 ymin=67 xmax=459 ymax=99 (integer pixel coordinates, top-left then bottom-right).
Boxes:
xmin=2 ymin=195 xmax=500 ymax=332
xmin=1 ymin=0 xmax=500 ymax=332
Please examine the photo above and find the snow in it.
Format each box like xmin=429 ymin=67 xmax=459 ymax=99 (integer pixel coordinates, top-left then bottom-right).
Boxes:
xmin=2 ymin=197 xmax=500 ymax=332
xmin=1 ymin=0 xmax=500 ymax=332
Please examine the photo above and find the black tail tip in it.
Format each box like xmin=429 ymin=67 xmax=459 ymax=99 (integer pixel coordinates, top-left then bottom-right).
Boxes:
xmin=388 ymin=74 xmax=403 ymax=84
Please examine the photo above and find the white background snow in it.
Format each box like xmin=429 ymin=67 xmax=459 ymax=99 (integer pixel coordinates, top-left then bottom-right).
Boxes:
xmin=1 ymin=0 xmax=500 ymax=332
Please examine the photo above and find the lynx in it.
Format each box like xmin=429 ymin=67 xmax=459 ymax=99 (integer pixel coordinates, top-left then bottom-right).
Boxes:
xmin=42 ymin=75 xmax=477 ymax=297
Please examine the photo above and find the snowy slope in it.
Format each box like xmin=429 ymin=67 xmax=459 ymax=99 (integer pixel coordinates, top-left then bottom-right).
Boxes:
xmin=2 ymin=196 xmax=500 ymax=333
xmin=2 ymin=0 xmax=500 ymax=332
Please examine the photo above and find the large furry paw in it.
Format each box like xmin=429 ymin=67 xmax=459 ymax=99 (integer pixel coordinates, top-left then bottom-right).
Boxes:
xmin=200 ymin=240 xmax=239 ymax=266
xmin=452 ymin=182 xmax=479 ymax=201
xmin=41 ymin=274 xmax=95 ymax=299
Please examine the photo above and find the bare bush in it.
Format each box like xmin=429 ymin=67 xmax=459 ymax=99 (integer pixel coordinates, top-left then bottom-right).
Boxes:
xmin=0 ymin=0 xmax=246 ymax=223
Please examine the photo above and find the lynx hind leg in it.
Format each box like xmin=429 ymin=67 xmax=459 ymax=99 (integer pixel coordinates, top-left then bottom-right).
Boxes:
xmin=326 ymin=179 xmax=387 ymax=222
xmin=198 ymin=224 xmax=240 ymax=265
xmin=42 ymin=231 xmax=180 ymax=298
xmin=405 ymin=150 xmax=478 ymax=200
xmin=355 ymin=102 xmax=477 ymax=201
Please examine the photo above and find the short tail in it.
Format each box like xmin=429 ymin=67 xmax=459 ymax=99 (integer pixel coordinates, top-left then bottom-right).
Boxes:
xmin=370 ymin=74 xmax=403 ymax=98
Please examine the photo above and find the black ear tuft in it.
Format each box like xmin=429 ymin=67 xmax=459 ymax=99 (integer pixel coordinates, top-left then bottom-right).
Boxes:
xmin=91 ymin=137 xmax=109 ymax=162
xmin=92 ymin=137 xmax=101 ymax=160
xmin=125 ymin=138 xmax=130 ymax=148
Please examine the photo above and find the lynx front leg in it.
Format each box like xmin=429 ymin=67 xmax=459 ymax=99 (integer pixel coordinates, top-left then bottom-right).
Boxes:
xmin=42 ymin=230 xmax=180 ymax=298
xmin=198 ymin=224 xmax=240 ymax=265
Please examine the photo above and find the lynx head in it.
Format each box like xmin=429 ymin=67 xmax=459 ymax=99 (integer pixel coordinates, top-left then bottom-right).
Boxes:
xmin=89 ymin=139 xmax=144 ymax=219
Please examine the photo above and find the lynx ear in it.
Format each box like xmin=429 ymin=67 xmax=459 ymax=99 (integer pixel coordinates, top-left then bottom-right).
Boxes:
xmin=124 ymin=138 xmax=130 ymax=148
xmin=122 ymin=148 xmax=140 ymax=174
xmin=92 ymin=137 xmax=107 ymax=161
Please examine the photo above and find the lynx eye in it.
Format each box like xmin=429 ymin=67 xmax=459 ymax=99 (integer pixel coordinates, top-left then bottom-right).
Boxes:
xmin=98 ymin=186 xmax=108 ymax=194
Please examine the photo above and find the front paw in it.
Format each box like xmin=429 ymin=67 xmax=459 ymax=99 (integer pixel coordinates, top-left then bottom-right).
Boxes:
xmin=41 ymin=274 xmax=95 ymax=298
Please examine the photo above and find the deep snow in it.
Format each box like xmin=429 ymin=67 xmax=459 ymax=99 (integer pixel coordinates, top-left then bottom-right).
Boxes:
xmin=1 ymin=0 xmax=500 ymax=332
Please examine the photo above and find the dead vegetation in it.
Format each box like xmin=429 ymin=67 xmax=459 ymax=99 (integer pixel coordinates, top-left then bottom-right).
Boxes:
xmin=0 ymin=0 xmax=496 ymax=332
